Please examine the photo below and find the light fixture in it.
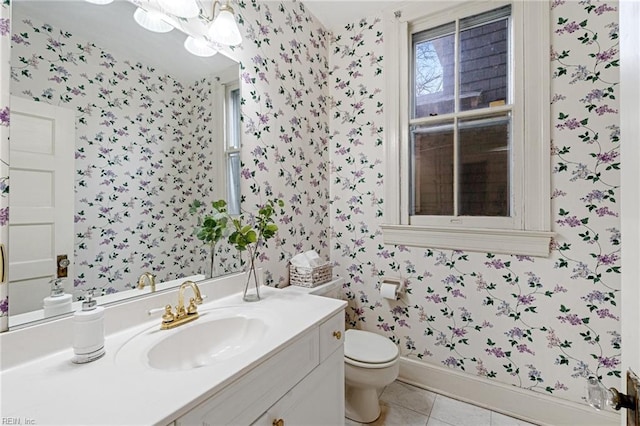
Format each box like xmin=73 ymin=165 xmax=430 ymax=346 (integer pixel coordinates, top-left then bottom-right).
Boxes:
xmin=134 ymin=7 xmax=174 ymax=33
xmin=184 ymin=36 xmax=218 ymax=57
xmin=84 ymin=0 xmax=114 ymax=4
xmin=156 ymin=0 xmax=200 ymax=19
xmin=207 ymin=1 xmax=242 ymax=46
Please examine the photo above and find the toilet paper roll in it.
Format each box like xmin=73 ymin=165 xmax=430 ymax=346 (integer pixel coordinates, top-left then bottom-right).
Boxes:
xmin=380 ymin=283 xmax=399 ymax=300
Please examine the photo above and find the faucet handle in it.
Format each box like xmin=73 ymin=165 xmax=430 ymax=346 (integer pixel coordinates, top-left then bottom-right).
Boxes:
xmin=187 ymin=298 xmax=198 ymax=314
xmin=148 ymin=307 xmax=164 ymax=316
xmin=148 ymin=305 xmax=176 ymax=323
xmin=161 ymin=305 xmax=175 ymax=323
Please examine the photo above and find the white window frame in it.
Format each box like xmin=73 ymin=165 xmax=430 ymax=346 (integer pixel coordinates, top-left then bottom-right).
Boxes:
xmin=212 ymin=79 xmax=227 ymax=203
xmin=382 ymin=0 xmax=553 ymax=257
xmin=224 ymin=82 xmax=241 ymax=216
xmin=212 ymin=72 xmax=241 ymax=215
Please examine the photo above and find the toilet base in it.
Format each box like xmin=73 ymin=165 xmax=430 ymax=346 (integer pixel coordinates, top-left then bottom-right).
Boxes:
xmin=345 ymin=385 xmax=381 ymax=423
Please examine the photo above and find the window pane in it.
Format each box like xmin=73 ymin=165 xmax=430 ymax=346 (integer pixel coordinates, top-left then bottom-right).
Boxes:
xmin=228 ymin=88 xmax=241 ymax=150
xmin=459 ymin=17 xmax=509 ymax=111
xmin=458 ymin=116 xmax=510 ymax=216
xmin=413 ymin=33 xmax=455 ymax=118
xmin=227 ymin=152 xmax=241 ymax=216
xmin=411 ymin=123 xmax=454 ymax=215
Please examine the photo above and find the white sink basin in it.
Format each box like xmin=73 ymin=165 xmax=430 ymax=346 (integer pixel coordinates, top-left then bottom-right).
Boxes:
xmin=115 ymin=308 xmax=274 ymax=372
xmin=148 ymin=316 xmax=267 ymax=370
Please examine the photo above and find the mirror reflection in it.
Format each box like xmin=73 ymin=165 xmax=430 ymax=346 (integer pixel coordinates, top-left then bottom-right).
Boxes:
xmin=8 ymin=0 xmax=242 ymax=327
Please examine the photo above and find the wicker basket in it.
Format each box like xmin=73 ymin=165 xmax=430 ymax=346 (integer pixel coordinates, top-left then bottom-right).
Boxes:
xmin=289 ymin=263 xmax=333 ymax=288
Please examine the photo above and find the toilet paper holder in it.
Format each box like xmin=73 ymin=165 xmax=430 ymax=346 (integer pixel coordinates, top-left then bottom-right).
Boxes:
xmin=379 ymin=277 xmax=403 ymax=300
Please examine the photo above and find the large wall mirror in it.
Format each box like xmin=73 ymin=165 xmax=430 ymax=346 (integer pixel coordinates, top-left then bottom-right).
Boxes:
xmin=8 ymin=0 xmax=242 ymax=328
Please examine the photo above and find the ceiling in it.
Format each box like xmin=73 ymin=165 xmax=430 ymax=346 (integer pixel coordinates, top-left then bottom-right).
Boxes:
xmin=13 ymin=0 xmax=238 ymax=82
xmin=12 ymin=0 xmax=400 ymax=82
xmin=302 ymin=1 xmax=401 ymax=31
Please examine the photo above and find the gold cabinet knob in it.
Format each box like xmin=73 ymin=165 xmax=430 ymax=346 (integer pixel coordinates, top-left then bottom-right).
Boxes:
xmin=272 ymin=419 xmax=284 ymax=426
xmin=333 ymin=331 xmax=342 ymax=340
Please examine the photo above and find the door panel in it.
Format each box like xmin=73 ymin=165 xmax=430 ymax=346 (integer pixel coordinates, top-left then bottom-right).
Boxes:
xmin=8 ymin=96 xmax=74 ymax=316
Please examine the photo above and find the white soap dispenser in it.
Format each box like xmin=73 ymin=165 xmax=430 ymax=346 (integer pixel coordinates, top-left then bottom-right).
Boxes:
xmin=72 ymin=291 xmax=105 ymax=364
xmin=43 ymin=278 xmax=73 ymax=318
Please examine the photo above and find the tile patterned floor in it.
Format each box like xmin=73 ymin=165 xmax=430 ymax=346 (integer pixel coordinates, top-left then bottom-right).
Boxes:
xmin=345 ymin=381 xmax=537 ymax=426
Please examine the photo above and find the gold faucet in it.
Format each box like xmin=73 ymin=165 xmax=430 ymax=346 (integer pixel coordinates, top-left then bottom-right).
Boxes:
xmin=159 ymin=280 xmax=204 ymax=330
xmin=137 ymin=272 xmax=156 ymax=292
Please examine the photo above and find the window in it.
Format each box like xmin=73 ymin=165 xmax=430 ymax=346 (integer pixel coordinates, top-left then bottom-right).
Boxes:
xmin=225 ymin=84 xmax=241 ymax=216
xmin=382 ymin=1 xmax=553 ymax=257
xmin=411 ymin=6 xmax=513 ymax=225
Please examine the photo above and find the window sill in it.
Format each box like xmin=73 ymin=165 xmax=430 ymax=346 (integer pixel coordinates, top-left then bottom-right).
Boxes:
xmin=381 ymin=224 xmax=554 ymax=257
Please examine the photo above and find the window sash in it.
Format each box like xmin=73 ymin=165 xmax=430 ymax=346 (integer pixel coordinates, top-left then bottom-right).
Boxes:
xmin=410 ymin=6 xmax=514 ymax=223
xmin=225 ymin=85 xmax=241 ymax=216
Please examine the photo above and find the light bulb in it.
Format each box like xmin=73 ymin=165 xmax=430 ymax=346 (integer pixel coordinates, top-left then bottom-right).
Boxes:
xmin=134 ymin=8 xmax=174 ymax=33
xmin=184 ymin=36 xmax=218 ymax=57
xmin=156 ymin=0 xmax=200 ymax=19
xmin=208 ymin=5 xmax=242 ymax=46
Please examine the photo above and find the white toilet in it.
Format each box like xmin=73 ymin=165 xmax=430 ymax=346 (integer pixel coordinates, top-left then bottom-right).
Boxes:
xmin=283 ymin=278 xmax=400 ymax=423
xmin=344 ymin=328 xmax=400 ymax=422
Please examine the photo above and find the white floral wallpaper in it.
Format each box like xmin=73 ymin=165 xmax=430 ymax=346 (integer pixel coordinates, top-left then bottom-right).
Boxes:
xmin=231 ymin=0 xmax=332 ymax=287
xmin=0 ymin=0 xmax=623 ymax=410
xmin=328 ymin=0 xmax=620 ymax=407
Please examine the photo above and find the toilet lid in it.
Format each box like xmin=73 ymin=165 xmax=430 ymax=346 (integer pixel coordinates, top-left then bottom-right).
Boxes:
xmin=344 ymin=329 xmax=399 ymax=364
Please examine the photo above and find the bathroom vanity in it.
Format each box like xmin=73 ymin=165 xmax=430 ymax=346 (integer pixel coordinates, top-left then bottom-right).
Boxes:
xmin=176 ymin=304 xmax=345 ymax=425
xmin=0 ymin=275 xmax=346 ymax=425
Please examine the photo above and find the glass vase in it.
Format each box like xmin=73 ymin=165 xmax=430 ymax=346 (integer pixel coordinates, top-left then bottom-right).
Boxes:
xmin=209 ymin=245 xmax=217 ymax=279
xmin=242 ymin=246 xmax=260 ymax=302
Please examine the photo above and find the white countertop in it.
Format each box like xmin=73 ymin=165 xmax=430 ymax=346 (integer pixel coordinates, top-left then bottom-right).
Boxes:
xmin=0 ymin=286 xmax=345 ymax=426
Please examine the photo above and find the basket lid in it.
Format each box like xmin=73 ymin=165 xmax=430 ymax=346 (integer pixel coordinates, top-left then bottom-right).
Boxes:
xmin=344 ymin=329 xmax=398 ymax=364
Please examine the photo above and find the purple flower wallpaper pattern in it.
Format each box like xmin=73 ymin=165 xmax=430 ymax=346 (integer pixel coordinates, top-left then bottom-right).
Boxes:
xmin=328 ymin=0 xmax=620 ymax=406
xmin=230 ymin=0 xmax=332 ymax=287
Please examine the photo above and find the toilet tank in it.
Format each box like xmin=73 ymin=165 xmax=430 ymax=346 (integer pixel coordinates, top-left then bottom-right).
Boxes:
xmin=283 ymin=277 xmax=344 ymax=299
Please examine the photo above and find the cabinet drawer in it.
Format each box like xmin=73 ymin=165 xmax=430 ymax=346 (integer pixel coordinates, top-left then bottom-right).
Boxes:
xmin=319 ymin=311 xmax=344 ymax=362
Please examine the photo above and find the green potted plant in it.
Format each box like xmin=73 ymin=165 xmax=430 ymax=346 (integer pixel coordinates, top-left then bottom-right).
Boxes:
xmin=189 ymin=199 xmax=229 ymax=279
xmin=228 ymin=198 xmax=283 ymax=302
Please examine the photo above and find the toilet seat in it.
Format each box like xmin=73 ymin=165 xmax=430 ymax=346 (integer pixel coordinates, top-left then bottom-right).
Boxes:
xmin=344 ymin=329 xmax=399 ymax=368
xmin=344 ymin=355 xmax=399 ymax=369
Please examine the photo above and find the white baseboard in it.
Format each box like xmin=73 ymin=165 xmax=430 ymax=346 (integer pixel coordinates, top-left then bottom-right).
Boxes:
xmin=398 ymin=357 xmax=620 ymax=426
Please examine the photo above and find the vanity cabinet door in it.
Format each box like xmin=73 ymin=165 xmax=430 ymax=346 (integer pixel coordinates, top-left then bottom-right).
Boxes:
xmin=175 ymin=330 xmax=319 ymax=426
xmin=253 ymin=347 xmax=345 ymax=426
xmin=319 ymin=311 xmax=345 ymax=362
